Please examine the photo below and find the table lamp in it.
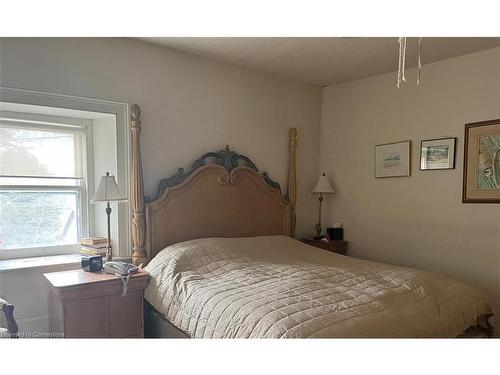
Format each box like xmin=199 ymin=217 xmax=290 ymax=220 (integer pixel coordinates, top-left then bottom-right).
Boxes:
xmin=312 ymin=173 xmax=335 ymax=239
xmin=92 ymin=172 xmax=126 ymax=261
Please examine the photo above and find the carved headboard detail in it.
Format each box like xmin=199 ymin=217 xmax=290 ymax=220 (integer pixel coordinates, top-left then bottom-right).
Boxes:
xmin=130 ymin=104 xmax=298 ymax=265
xmin=148 ymin=145 xmax=281 ymax=202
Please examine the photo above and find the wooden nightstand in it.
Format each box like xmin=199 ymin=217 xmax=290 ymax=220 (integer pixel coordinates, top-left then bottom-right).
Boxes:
xmin=44 ymin=269 xmax=148 ymax=338
xmin=302 ymin=239 xmax=348 ymax=255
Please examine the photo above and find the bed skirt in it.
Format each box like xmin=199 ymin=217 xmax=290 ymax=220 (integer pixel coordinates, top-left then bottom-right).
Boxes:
xmin=144 ymin=301 xmax=190 ymax=338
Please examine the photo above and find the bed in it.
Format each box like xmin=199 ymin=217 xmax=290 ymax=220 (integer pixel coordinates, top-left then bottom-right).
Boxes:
xmin=128 ymin=104 xmax=494 ymax=338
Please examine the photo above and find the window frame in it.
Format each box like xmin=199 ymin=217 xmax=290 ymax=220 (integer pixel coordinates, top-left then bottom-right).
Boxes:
xmin=0 ymin=112 xmax=94 ymax=259
xmin=0 ymin=87 xmax=130 ymax=261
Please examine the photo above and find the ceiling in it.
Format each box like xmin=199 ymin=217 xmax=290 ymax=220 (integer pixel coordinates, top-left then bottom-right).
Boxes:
xmin=139 ymin=37 xmax=500 ymax=86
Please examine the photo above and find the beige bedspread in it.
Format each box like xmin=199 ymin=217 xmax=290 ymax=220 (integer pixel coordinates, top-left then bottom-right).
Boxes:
xmin=144 ymin=236 xmax=492 ymax=338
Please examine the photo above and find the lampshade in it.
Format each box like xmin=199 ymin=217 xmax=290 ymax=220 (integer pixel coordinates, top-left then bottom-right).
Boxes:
xmin=312 ymin=173 xmax=335 ymax=194
xmin=92 ymin=172 xmax=125 ymax=202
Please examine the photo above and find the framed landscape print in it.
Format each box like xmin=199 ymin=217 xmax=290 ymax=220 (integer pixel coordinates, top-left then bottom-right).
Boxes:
xmin=462 ymin=119 xmax=500 ymax=203
xmin=375 ymin=140 xmax=411 ymax=178
xmin=420 ymin=137 xmax=456 ymax=170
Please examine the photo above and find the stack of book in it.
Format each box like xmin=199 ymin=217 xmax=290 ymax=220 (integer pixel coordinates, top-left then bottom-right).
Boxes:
xmin=80 ymin=237 xmax=108 ymax=257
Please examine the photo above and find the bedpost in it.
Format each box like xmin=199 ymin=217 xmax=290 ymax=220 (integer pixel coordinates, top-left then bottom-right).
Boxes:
xmin=130 ymin=104 xmax=148 ymax=266
xmin=287 ymin=127 xmax=298 ymax=237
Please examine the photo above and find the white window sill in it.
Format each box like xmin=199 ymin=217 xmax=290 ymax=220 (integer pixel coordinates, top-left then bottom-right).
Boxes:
xmin=0 ymin=254 xmax=82 ymax=273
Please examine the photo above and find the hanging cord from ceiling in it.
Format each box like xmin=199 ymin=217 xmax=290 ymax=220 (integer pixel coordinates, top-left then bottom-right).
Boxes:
xmin=417 ymin=37 xmax=423 ymax=85
xmin=396 ymin=37 xmax=406 ymax=88
xmin=397 ymin=37 xmax=423 ymax=88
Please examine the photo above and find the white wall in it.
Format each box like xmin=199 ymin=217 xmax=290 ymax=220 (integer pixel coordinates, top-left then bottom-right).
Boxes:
xmin=0 ymin=261 xmax=80 ymax=334
xmin=92 ymin=116 xmax=119 ymax=250
xmin=320 ymin=47 xmax=500 ymax=333
xmin=0 ymin=38 xmax=322 ymax=238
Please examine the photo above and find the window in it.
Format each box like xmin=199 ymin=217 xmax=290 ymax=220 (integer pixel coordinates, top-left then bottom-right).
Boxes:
xmin=0 ymin=119 xmax=91 ymax=257
xmin=0 ymin=87 xmax=130 ymax=260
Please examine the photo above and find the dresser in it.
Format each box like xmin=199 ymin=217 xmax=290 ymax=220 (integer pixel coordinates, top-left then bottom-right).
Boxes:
xmin=44 ymin=269 xmax=148 ymax=338
xmin=302 ymin=238 xmax=348 ymax=255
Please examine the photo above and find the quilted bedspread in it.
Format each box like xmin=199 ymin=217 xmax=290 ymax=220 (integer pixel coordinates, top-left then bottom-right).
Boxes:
xmin=144 ymin=236 xmax=492 ymax=338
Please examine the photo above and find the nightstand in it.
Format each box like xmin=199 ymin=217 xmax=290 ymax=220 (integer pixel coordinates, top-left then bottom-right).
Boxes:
xmin=302 ymin=238 xmax=348 ymax=255
xmin=44 ymin=269 xmax=148 ymax=338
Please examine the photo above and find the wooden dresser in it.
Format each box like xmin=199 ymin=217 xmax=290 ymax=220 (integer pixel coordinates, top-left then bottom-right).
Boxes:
xmin=302 ymin=238 xmax=348 ymax=255
xmin=44 ymin=269 xmax=149 ymax=338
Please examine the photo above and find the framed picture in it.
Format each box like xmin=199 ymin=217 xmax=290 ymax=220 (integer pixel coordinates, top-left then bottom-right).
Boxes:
xmin=375 ymin=140 xmax=411 ymax=178
xmin=420 ymin=137 xmax=456 ymax=170
xmin=463 ymin=119 xmax=500 ymax=203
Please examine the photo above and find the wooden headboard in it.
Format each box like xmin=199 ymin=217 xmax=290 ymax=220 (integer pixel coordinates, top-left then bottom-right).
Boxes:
xmin=129 ymin=104 xmax=298 ymax=265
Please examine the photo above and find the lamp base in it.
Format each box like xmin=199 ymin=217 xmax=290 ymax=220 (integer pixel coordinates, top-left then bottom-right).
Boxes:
xmin=106 ymin=247 xmax=113 ymax=262
xmin=315 ymin=222 xmax=322 ymax=238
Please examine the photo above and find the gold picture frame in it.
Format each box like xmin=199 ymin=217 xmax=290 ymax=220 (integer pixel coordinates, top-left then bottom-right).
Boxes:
xmin=462 ymin=119 xmax=500 ymax=203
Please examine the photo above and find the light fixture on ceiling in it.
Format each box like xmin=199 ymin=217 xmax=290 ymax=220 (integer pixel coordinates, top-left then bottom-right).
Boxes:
xmin=397 ymin=37 xmax=423 ymax=88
